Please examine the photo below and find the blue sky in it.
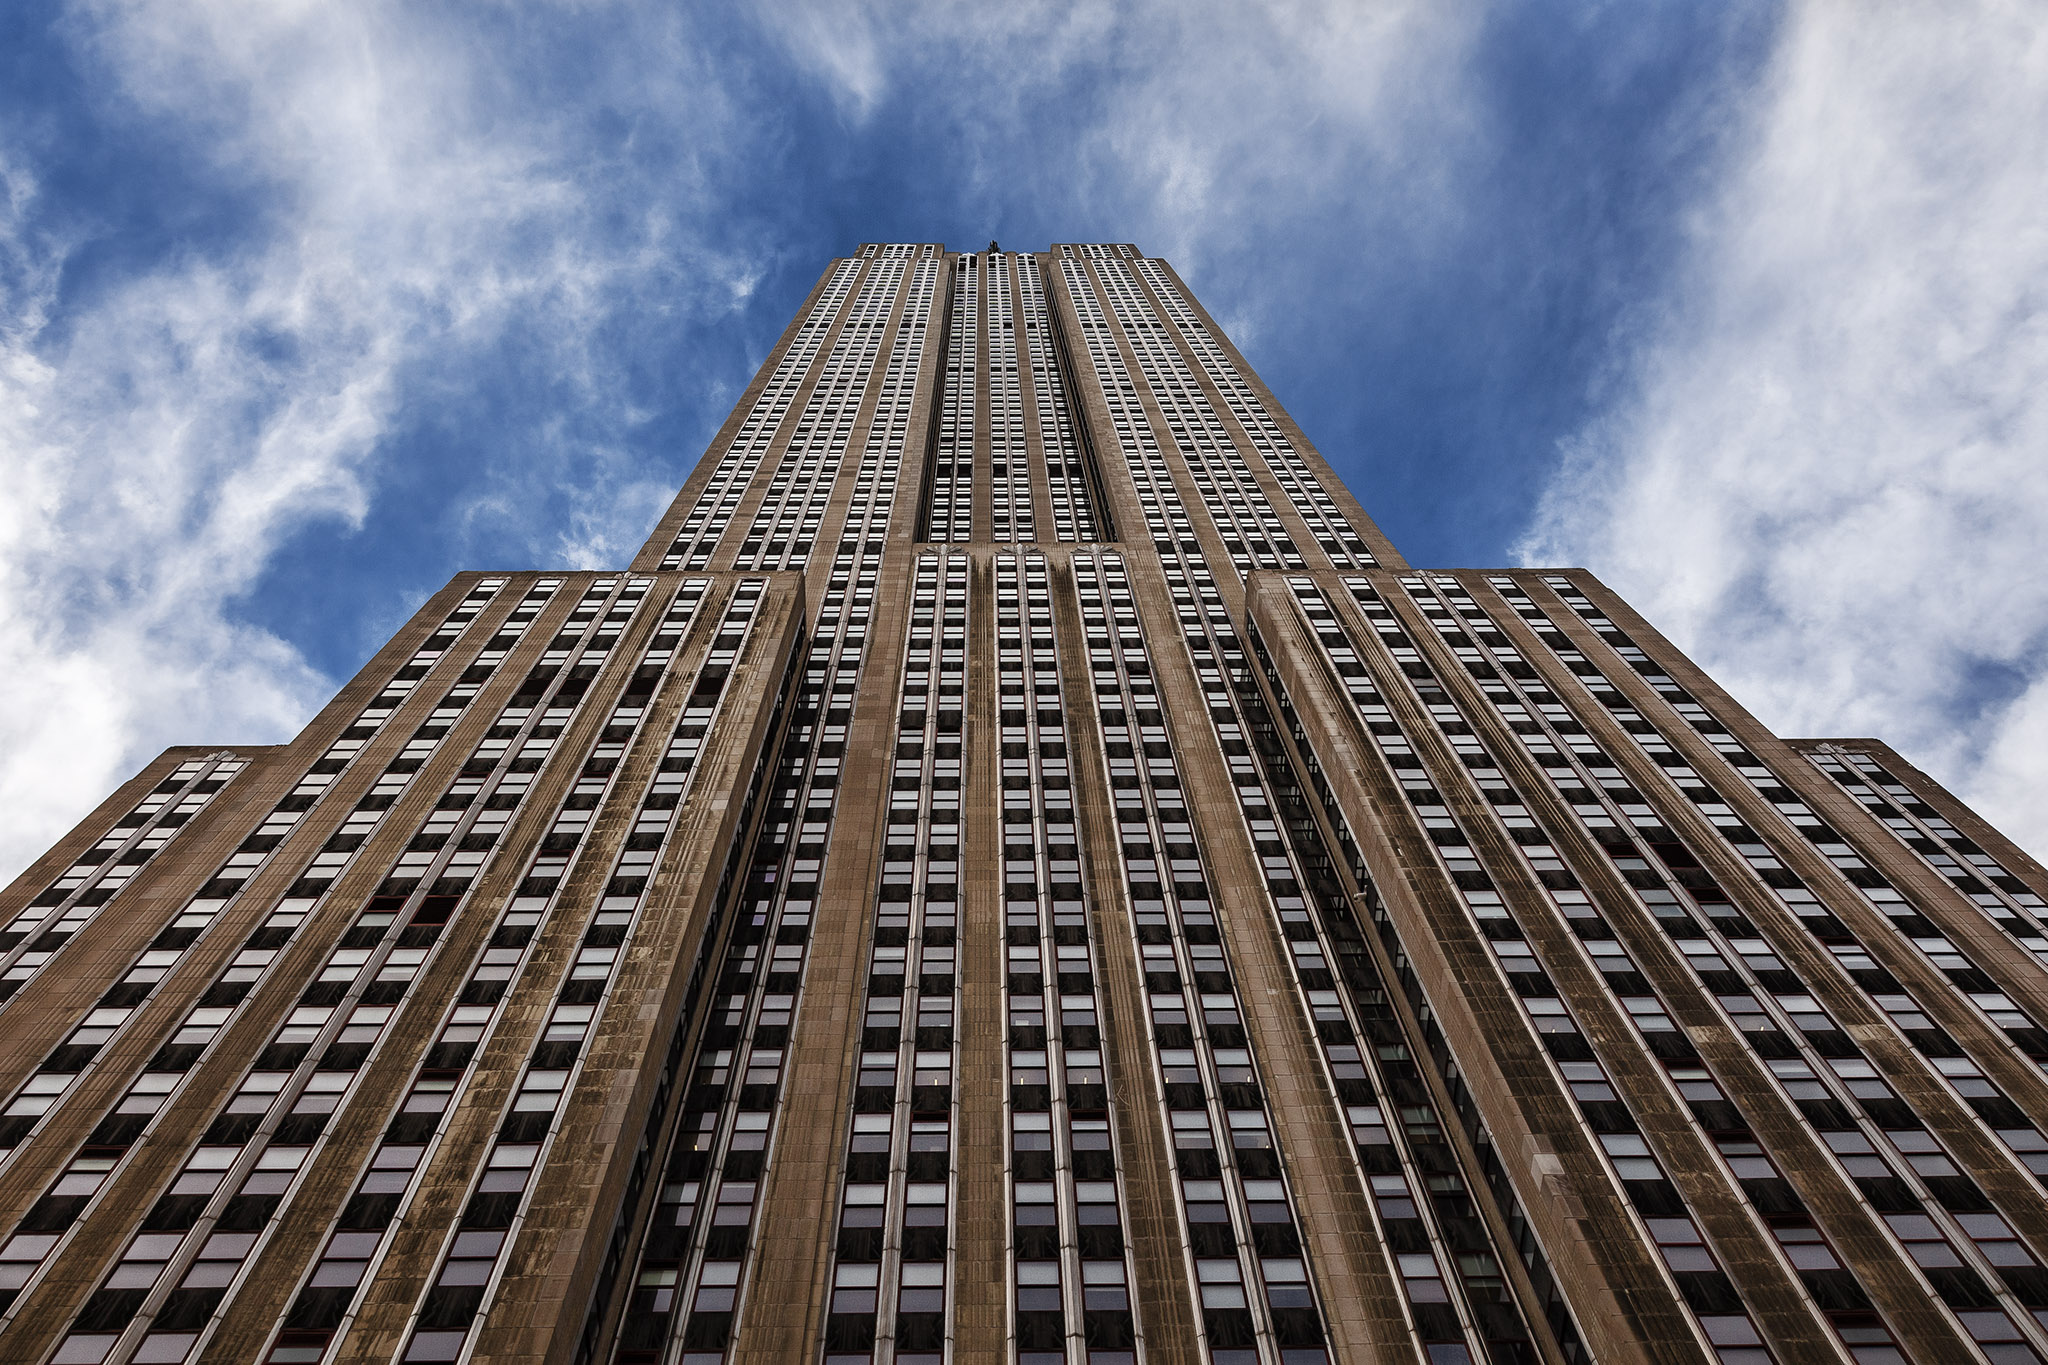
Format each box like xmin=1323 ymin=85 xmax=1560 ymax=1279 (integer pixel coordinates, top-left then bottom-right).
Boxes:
xmin=3 ymin=0 xmax=2046 ymax=875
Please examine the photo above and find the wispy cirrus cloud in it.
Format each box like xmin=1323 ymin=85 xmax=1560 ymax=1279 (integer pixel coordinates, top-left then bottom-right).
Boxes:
xmin=754 ymin=0 xmax=1484 ymax=264
xmin=0 ymin=0 xmax=762 ymax=876
xmin=1527 ymin=0 xmax=2048 ymax=854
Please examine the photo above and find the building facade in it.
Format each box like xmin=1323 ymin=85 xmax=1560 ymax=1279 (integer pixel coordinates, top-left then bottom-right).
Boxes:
xmin=2 ymin=242 xmax=2046 ymax=1365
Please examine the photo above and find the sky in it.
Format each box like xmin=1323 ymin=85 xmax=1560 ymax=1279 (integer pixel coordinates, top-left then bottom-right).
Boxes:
xmin=0 ymin=0 xmax=2045 ymax=877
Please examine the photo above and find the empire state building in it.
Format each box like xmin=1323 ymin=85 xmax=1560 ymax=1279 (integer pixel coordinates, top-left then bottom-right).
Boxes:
xmin=2 ymin=243 xmax=2046 ymax=1365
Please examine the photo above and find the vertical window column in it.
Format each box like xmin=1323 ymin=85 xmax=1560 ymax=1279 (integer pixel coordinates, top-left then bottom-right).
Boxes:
xmin=821 ymin=552 xmax=966 ymax=1365
xmin=612 ymin=540 xmax=893 ymax=1365
xmin=996 ymin=551 xmax=1137 ymax=1363
xmin=1079 ymin=250 xmax=1295 ymax=576
xmin=395 ymin=581 xmax=767 ymax=1365
xmin=1016 ymin=256 xmax=1100 ymax=543
xmin=987 ymin=256 xmax=1032 ymax=544
xmin=1294 ymin=578 xmax=1783 ymax=1364
xmin=255 ymin=579 xmax=712 ymax=1365
xmin=924 ymin=257 xmax=979 ymax=544
xmin=1150 ymin=561 xmax=1510 ymax=1364
xmin=1075 ymin=551 xmax=1333 ymax=1365
xmin=1244 ymin=615 xmax=1590 ymax=1363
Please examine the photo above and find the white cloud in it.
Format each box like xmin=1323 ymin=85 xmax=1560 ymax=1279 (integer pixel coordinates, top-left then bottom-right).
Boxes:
xmin=752 ymin=0 xmax=1481 ymax=266
xmin=0 ymin=0 xmax=757 ymax=880
xmin=1526 ymin=0 xmax=2048 ymax=855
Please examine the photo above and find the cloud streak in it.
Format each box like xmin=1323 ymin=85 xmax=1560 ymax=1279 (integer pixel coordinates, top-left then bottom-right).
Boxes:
xmin=0 ymin=0 xmax=760 ymax=876
xmin=757 ymin=0 xmax=1483 ymax=265
xmin=1527 ymin=0 xmax=2048 ymax=854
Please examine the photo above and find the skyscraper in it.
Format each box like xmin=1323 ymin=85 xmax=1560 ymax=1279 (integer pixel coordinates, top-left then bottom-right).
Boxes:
xmin=2 ymin=239 xmax=2046 ymax=1365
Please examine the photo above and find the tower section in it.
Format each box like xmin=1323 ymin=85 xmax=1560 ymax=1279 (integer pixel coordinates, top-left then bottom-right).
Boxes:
xmin=0 ymin=244 xmax=2044 ymax=1365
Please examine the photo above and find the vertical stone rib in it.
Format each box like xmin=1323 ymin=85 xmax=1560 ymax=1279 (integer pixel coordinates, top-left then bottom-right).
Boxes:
xmin=951 ymin=554 xmax=1005 ymax=1355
